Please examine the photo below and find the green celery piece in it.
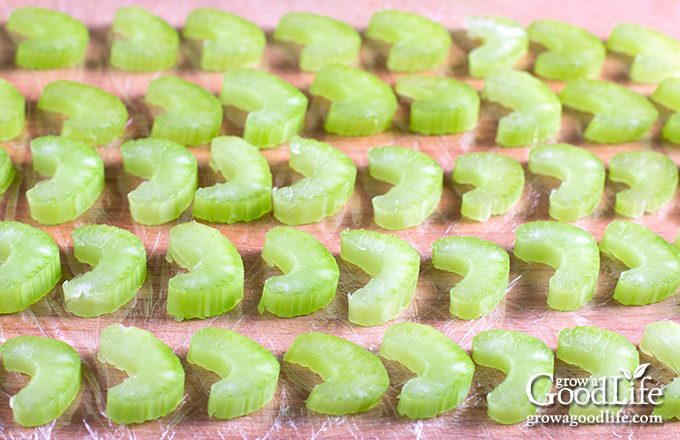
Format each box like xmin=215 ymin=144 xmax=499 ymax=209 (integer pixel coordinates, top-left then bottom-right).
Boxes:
xmin=259 ymin=226 xmax=339 ymax=318
xmin=0 ymin=79 xmax=25 ymax=141
xmin=608 ymin=151 xmax=678 ymax=218
xmin=187 ymin=327 xmax=279 ymax=419
xmin=121 ymin=138 xmax=198 ymax=225
xmin=340 ymin=229 xmax=419 ymax=326
xmin=464 ymin=15 xmax=528 ymax=78
xmin=183 ymin=9 xmax=265 ymax=71
xmin=38 ymin=80 xmax=128 ymax=146
xmin=365 ymin=10 xmax=451 ymax=72
xmin=482 ymin=69 xmax=561 ymax=147
xmin=1 ymin=336 xmax=81 ymax=427
xmin=0 ymin=148 xmax=16 ymax=194
xmin=145 ymin=76 xmax=222 ymax=146
xmin=166 ymin=222 xmax=244 ymax=320
xmin=272 ymin=136 xmax=356 ymax=226
xmin=652 ymin=78 xmax=680 ymax=143
xmin=640 ymin=321 xmax=680 ymax=420
xmin=6 ymin=7 xmax=88 ymax=69
xmin=559 ymin=79 xmax=658 ymax=143
xmin=63 ymin=225 xmax=146 ymax=317
xmin=529 ymin=143 xmax=605 ymax=222
xmin=600 ymin=221 xmax=680 ymax=305
xmin=274 ymin=13 xmax=360 ymax=72
xmin=27 ymin=136 xmax=104 ymax=225
xmin=193 ymin=136 xmax=272 ymax=223
xmin=452 ymin=152 xmax=524 ymax=222
xmin=219 ymin=69 xmax=307 ymax=149
xmin=380 ymin=322 xmax=474 ymax=419
xmin=368 ymin=146 xmax=443 ymax=230
xmin=654 ymin=378 xmax=680 ymax=420
xmin=472 ymin=329 xmax=553 ymax=424
xmin=557 ymin=326 xmax=639 ymax=417
xmin=284 ymin=331 xmax=389 ymax=415
xmin=432 ymin=236 xmax=509 ymax=320
xmin=309 ymin=65 xmax=397 ymax=136
xmin=0 ymin=222 xmax=60 ymax=313
xmin=110 ymin=7 xmax=178 ymax=71
xmin=99 ymin=324 xmax=184 ymax=424
xmin=528 ymin=19 xmax=606 ymax=81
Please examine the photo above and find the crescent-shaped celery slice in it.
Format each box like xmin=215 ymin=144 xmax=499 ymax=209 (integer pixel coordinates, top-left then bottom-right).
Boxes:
xmin=0 ymin=79 xmax=25 ymax=142
xmin=464 ymin=15 xmax=528 ymax=78
xmin=640 ymin=321 xmax=680 ymax=420
xmin=0 ymin=148 xmax=15 ymax=195
xmin=652 ymin=78 xmax=680 ymax=144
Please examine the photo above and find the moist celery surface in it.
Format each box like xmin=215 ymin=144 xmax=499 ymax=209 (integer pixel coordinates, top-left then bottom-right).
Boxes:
xmin=0 ymin=148 xmax=16 ymax=195
xmin=0 ymin=79 xmax=25 ymax=142
xmin=464 ymin=15 xmax=528 ymax=78
xmin=652 ymin=78 xmax=680 ymax=143
xmin=640 ymin=321 xmax=680 ymax=420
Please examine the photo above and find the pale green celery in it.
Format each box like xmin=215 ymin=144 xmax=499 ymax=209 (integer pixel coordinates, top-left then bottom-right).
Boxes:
xmin=340 ymin=229 xmax=419 ymax=326
xmin=6 ymin=7 xmax=88 ymax=69
xmin=272 ymin=136 xmax=356 ymax=225
xmin=380 ymin=322 xmax=474 ymax=419
xmin=27 ymin=136 xmax=104 ymax=225
xmin=284 ymin=331 xmax=389 ymax=415
xmin=0 ymin=79 xmax=25 ymax=141
xmin=1 ymin=336 xmax=81 ymax=427
xmin=464 ymin=15 xmax=528 ymax=78
xmin=99 ymin=324 xmax=184 ymax=424
xmin=452 ymin=152 xmax=524 ymax=222
xmin=652 ymin=78 xmax=680 ymax=144
xmin=654 ymin=378 xmax=680 ymax=420
xmin=559 ymin=79 xmax=658 ymax=143
xmin=259 ymin=226 xmax=338 ymax=317
xmin=640 ymin=321 xmax=680 ymax=420
xmin=600 ymin=221 xmax=680 ymax=305
xmin=274 ymin=13 xmax=360 ymax=72
xmin=529 ymin=143 xmax=605 ymax=222
xmin=121 ymin=138 xmax=198 ymax=225
xmin=472 ymin=329 xmax=553 ymax=424
xmin=0 ymin=148 xmax=16 ymax=194
xmin=219 ymin=69 xmax=307 ymax=148
xmin=309 ymin=65 xmax=397 ymax=136
xmin=166 ymin=222 xmax=243 ymax=320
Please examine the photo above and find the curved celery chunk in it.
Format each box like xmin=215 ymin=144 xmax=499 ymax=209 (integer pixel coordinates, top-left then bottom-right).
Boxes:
xmin=38 ymin=80 xmax=128 ymax=147
xmin=274 ymin=13 xmax=360 ymax=72
xmin=380 ymin=322 xmax=474 ymax=419
xmin=0 ymin=148 xmax=15 ymax=195
xmin=166 ymin=222 xmax=243 ymax=320
xmin=183 ymin=9 xmax=265 ymax=71
xmin=652 ymin=78 xmax=680 ymax=143
xmin=0 ymin=79 xmax=25 ymax=142
xmin=6 ymin=7 xmax=88 ymax=69
xmin=452 ymin=152 xmax=524 ymax=222
xmin=608 ymin=151 xmax=678 ymax=218
xmin=272 ymin=136 xmax=356 ymax=226
xmin=529 ymin=143 xmax=605 ymax=222
xmin=472 ymin=330 xmax=553 ymax=424
xmin=309 ymin=65 xmax=397 ymax=136
xmin=63 ymin=225 xmax=146 ymax=317
xmin=464 ymin=15 xmax=528 ymax=78
xmin=284 ymin=332 xmax=389 ymax=415
xmin=145 ymin=76 xmax=222 ymax=146
xmin=640 ymin=321 xmax=680 ymax=420
xmin=260 ymin=227 xmax=338 ymax=318
xmin=99 ymin=325 xmax=184 ymax=424
xmin=432 ymin=236 xmax=509 ymax=320
xmin=366 ymin=10 xmax=451 ymax=72
xmin=600 ymin=221 xmax=680 ymax=305
xmin=220 ymin=69 xmax=307 ymax=149
xmin=528 ymin=19 xmax=605 ymax=80
xmin=559 ymin=79 xmax=658 ymax=143
xmin=1 ymin=336 xmax=81 ymax=427
xmin=121 ymin=138 xmax=197 ymax=225
xmin=340 ymin=229 xmax=419 ymax=326
xmin=27 ymin=136 xmax=104 ymax=225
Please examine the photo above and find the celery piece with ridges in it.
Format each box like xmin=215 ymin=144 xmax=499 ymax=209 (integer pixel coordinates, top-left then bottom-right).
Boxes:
xmin=464 ymin=15 xmax=528 ymax=78
xmin=652 ymin=78 xmax=680 ymax=144
xmin=0 ymin=148 xmax=15 ymax=195
xmin=284 ymin=331 xmax=389 ymax=415
xmin=0 ymin=79 xmax=25 ymax=142
xmin=640 ymin=321 xmax=680 ymax=420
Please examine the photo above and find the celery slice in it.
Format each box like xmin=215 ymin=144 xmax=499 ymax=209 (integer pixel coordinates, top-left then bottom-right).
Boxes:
xmin=0 ymin=148 xmax=16 ymax=195
xmin=452 ymin=152 xmax=524 ymax=222
xmin=340 ymin=229 xmax=419 ymax=326
xmin=166 ymin=222 xmax=243 ymax=320
xmin=472 ymin=329 xmax=553 ymax=424
xmin=272 ymin=136 xmax=356 ymax=226
xmin=652 ymin=78 xmax=680 ymax=145
xmin=1 ymin=336 xmax=81 ymax=427
xmin=309 ymin=65 xmax=397 ymax=136
xmin=368 ymin=146 xmax=443 ymax=230
xmin=284 ymin=331 xmax=389 ymax=415
xmin=0 ymin=79 xmax=25 ymax=142
xmin=6 ymin=7 xmax=88 ymax=69
xmin=653 ymin=378 xmax=680 ymax=420
xmin=260 ymin=226 xmax=338 ymax=317
xmin=274 ymin=13 xmax=360 ymax=72
xmin=219 ymin=69 xmax=307 ymax=149
xmin=380 ymin=322 xmax=474 ymax=419
xmin=27 ymin=136 xmax=104 ymax=225
xmin=99 ymin=324 xmax=184 ymax=424
xmin=640 ymin=321 xmax=680 ymax=420
xmin=529 ymin=143 xmax=605 ymax=222
xmin=464 ymin=15 xmax=528 ymax=78
xmin=600 ymin=221 xmax=680 ymax=305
